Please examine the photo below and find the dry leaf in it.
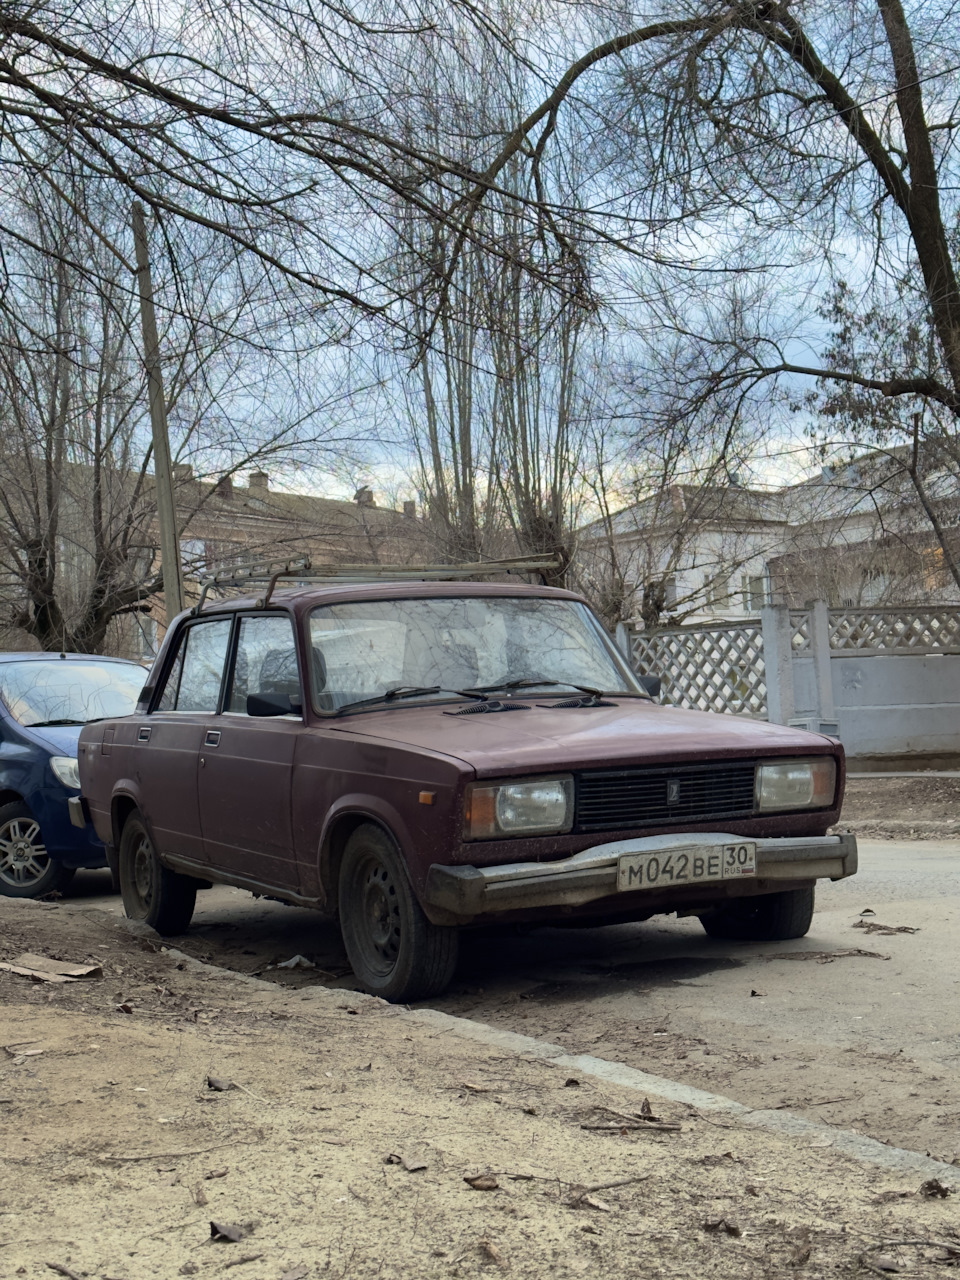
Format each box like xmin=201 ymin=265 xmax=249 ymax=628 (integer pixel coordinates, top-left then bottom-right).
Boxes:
xmin=919 ymin=1178 xmax=952 ymax=1198
xmin=210 ymin=1221 xmax=245 ymax=1242
xmin=464 ymin=1174 xmax=499 ymax=1191
xmin=280 ymin=1267 xmax=310 ymax=1280
xmin=386 ymin=1153 xmax=427 ymax=1171
xmin=702 ymin=1217 xmax=742 ymax=1238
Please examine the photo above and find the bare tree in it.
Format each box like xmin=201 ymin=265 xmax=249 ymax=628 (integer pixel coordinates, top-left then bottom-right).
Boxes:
xmin=414 ymin=1 xmax=960 ymax=595
xmin=0 ymin=179 xmax=362 ymax=652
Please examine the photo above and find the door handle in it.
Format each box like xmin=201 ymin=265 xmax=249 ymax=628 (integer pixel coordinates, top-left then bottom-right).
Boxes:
xmin=138 ymin=726 xmax=151 ymax=742
xmin=204 ymin=730 xmax=221 ymax=747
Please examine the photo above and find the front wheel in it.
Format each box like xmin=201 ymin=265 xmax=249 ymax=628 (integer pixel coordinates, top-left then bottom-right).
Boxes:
xmin=338 ymin=823 xmax=458 ymax=1002
xmin=0 ymin=801 xmax=75 ymax=898
xmin=118 ymin=812 xmax=196 ymax=935
xmin=699 ymin=886 xmax=815 ymax=942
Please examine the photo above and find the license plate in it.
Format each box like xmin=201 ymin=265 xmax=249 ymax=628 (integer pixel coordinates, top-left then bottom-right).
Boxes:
xmin=617 ymin=842 xmax=757 ymax=892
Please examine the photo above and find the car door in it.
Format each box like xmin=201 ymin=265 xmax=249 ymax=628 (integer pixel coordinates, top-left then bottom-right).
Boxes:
xmin=197 ymin=612 xmax=300 ymax=889
xmin=137 ymin=617 xmax=232 ymax=864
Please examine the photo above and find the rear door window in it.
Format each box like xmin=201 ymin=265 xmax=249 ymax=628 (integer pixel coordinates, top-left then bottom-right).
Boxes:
xmin=155 ymin=619 xmax=232 ymax=712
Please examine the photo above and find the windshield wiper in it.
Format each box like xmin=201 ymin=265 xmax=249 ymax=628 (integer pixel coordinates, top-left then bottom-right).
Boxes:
xmin=334 ymin=685 xmax=465 ymax=714
xmin=26 ymin=718 xmax=87 ymax=727
xmin=468 ymin=679 xmax=561 ymax=694
xmin=467 ymin=679 xmax=642 ymax=706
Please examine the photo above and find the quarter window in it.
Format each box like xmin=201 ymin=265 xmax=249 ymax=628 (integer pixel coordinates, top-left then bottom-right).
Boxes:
xmin=227 ymin=615 xmax=301 ymax=714
xmin=155 ymin=619 xmax=232 ymax=712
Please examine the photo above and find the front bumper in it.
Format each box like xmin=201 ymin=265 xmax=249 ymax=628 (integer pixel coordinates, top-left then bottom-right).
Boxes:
xmin=423 ymin=831 xmax=857 ymax=923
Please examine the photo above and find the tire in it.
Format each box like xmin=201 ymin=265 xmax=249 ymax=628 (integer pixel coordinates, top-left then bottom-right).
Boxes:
xmin=338 ymin=823 xmax=458 ymax=1002
xmin=118 ymin=811 xmax=196 ymax=935
xmin=0 ymin=801 xmax=76 ymax=898
xmin=699 ymin=886 xmax=815 ymax=942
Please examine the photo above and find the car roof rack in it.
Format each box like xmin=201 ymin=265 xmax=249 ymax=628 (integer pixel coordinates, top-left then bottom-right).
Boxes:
xmin=192 ymin=554 xmax=563 ymax=613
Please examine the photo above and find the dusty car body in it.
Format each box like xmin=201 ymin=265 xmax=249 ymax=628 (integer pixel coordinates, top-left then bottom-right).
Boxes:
xmin=78 ymin=579 xmax=855 ymax=1000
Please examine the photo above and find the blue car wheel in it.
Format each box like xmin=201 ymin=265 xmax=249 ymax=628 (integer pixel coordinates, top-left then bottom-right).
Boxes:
xmin=0 ymin=800 xmax=76 ymax=898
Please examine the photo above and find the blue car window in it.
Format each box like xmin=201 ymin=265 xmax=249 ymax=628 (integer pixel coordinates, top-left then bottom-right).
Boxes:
xmin=0 ymin=660 xmax=143 ymax=726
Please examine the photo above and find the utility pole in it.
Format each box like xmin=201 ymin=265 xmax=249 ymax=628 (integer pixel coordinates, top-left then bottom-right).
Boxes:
xmin=132 ymin=201 xmax=184 ymax=623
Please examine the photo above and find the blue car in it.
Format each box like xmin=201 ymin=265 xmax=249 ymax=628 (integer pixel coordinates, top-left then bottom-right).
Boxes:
xmin=0 ymin=652 xmax=145 ymax=897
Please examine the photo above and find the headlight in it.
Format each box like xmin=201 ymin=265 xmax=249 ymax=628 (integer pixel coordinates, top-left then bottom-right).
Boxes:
xmin=50 ymin=756 xmax=81 ymax=790
xmin=464 ymin=776 xmax=574 ymax=839
xmin=756 ymin=758 xmax=836 ymax=811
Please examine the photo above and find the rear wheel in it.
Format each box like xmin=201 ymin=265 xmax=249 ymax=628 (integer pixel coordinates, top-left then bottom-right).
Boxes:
xmin=118 ymin=812 xmax=196 ymax=934
xmin=338 ymin=823 xmax=458 ymax=1002
xmin=0 ymin=801 xmax=75 ymax=898
xmin=699 ymin=886 xmax=815 ymax=942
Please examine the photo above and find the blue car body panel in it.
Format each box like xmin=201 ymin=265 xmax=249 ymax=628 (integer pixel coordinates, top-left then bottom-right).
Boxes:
xmin=0 ymin=653 xmax=144 ymax=870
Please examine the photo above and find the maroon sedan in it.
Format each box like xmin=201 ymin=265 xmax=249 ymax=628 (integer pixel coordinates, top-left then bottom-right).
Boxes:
xmin=78 ymin=581 xmax=855 ymax=1001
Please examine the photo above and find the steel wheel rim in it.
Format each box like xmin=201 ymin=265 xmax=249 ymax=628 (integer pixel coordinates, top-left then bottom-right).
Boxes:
xmin=130 ymin=832 xmax=156 ymax=914
xmin=0 ymin=817 xmax=51 ymax=887
xmin=354 ymin=853 xmax=402 ymax=978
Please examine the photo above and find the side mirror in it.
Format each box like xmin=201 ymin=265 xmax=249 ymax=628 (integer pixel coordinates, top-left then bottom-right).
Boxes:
xmin=247 ymin=691 xmax=302 ymax=717
xmin=638 ymin=675 xmax=661 ymax=700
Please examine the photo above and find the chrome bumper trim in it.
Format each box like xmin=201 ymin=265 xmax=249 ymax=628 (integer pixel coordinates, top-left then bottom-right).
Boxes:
xmin=423 ymin=832 xmax=857 ymax=920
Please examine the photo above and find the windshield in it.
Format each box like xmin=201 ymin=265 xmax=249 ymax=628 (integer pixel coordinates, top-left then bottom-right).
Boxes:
xmin=0 ymin=660 xmax=144 ymax=727
xmin=308 ymin=596 xmax=640 ymax=712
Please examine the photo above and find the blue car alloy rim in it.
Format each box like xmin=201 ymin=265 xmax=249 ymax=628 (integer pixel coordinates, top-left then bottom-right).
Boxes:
xmin=0 ymin=815 xmax=51 ymax=889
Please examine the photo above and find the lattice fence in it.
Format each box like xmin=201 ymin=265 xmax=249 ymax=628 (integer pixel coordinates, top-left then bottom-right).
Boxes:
xmin=629 ymin=622 xmax=767 ymax=717
xmin=828 ymin=608 xmax=960 ymax=653
xmin=790 ymin=613 xmax=811 ymax=651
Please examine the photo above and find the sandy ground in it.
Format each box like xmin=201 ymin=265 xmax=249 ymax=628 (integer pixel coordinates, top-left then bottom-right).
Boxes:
xmin=2 ymin=899 xmax=959 ymax=1280
xmin=835 ymin=776 xmax=960 ymax=839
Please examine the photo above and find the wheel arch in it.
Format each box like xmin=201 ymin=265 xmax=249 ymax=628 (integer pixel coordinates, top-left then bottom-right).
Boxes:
xmin=111 ymin=793 xmax=140 ymax=849
xmin=0 ymin=789 xmax=25 ymax=810
xmin=318 ymin=807 xmax=406 ymax=913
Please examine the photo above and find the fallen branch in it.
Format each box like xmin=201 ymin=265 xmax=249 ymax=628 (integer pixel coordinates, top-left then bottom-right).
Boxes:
xmin=581 ymin=1121 xmax=682 ymax=1133
xmin=584 ymin=1175 xmax=650 ymax=1193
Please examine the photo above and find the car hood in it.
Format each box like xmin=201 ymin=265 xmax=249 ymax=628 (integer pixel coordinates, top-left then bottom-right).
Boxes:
xmin=19 ymin=723 xmax=83 ymax=755
xmin=330 ymin=699 xmax=836 ymax=775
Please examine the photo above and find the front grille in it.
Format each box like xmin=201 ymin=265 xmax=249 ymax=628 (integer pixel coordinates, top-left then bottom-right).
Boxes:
xmin=575 ymin=761 xmax=757 ymax=833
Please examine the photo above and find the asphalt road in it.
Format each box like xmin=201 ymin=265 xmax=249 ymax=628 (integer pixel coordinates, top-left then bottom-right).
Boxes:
xmin=65 ymin=838 xmax=960 ymax=1164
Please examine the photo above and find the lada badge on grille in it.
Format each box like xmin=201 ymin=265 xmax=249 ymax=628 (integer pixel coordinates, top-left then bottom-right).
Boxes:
xmin=666 ymin=778 xmax=681 ymax=805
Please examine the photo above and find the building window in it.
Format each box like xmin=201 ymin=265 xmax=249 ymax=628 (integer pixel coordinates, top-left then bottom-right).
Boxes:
xmin=742 ymin=574 xmax=766 ymax=612
xmin=707 ymin=573 xmax=731 ymax=610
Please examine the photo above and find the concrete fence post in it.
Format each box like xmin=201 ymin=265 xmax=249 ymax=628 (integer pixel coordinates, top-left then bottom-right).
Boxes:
xmin=808 ymin=600 xmax=836 ymax=719
xmin=761 ymin=604 xmax=795 ymax=724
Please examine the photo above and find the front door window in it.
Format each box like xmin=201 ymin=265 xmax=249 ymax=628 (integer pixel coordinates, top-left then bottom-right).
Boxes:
xmin=227 ymin=615 xmax=301 ymax=714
